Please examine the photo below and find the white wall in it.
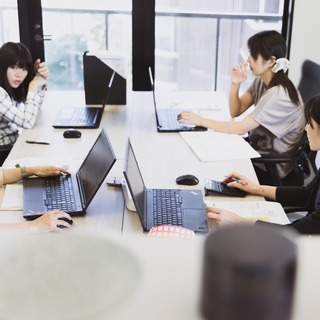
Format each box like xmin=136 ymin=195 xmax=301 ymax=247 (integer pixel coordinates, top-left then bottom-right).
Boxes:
xmin=289 ymin=1 xmax=320 ymax=85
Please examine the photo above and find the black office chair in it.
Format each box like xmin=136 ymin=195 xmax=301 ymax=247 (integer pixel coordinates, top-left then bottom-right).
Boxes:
xmin=251 ymin=59 xmax=320 ymax=187
xmin=298 ymin=59 xmax=320 ymax=103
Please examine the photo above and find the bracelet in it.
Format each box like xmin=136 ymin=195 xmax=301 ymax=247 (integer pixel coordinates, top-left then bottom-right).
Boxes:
xmin=15 ymin=164 xmax=28 ymax=179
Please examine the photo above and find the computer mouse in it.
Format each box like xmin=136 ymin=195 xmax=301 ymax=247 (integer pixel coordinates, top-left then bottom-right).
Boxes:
xmin=176 ymin=174 xmax=199 ymax=186
xmin=63 ymin=129 xmax=82 ymax=138
xmin=57 ymin=217 xmax=73 ymax=229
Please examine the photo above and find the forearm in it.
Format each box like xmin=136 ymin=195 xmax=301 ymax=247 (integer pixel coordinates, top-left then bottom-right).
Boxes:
xmin=3 ymin=167 xmax=48 ymax=184
xmin=0 ymin=222 xmax=31 ymax=232
xmin=229 ymin=83 xmax=242 ymax=117
xmin=249 ymin=184 xmax=277 ymax=201
xmin=198 ymin=118 xmax=248 ymax=135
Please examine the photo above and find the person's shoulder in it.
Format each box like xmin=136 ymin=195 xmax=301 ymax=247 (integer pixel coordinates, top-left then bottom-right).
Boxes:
xmin=247 ymin=77 xmax=264 ymax=95
xmin=0 ymin=86 xmax=9 ymax=98
xmin=251 ymin=77 xmax=263 ymax=87
xmin=265 ymin=85 xmax=287 ymax=98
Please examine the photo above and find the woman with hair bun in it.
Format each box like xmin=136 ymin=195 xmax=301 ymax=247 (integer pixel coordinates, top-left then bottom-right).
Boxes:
xmin=178 ymin=30 xmax=305 ymax=186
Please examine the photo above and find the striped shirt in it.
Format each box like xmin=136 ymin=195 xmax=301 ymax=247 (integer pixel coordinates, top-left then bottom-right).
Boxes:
xmin=0 ymin=86 xmax=45 ymax=145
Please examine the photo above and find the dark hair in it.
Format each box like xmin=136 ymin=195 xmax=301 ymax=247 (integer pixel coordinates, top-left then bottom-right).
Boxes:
xmin=0 ymin=42 xmax=34 ymax=102
xmin=247 ymin=30 xmax=300 ymax=105
xmin=305 ymin=95 xmax=320 ymax=128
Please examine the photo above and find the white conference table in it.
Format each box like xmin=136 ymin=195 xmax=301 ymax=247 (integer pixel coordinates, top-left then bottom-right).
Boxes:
xmin=2 ymin=90 xmax=318 ymax=320
xmin=0 ymin=90 xmax=262 ymax=234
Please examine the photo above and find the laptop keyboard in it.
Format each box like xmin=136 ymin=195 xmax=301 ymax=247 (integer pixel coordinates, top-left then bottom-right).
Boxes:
xmin=153 ymin=189 xmax=183 ymax=226
xmin=69 ymin=108 xmax=95 ymax=125
xmin=44 ymin=175 xmax=77 ymax=211
xmin=158 ymin=109 xmax=194 ymax=129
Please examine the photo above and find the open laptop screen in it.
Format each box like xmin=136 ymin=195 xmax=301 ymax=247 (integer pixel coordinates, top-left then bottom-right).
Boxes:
xmin=78 ymin=129 xmax=116 ymax=207
xmin=124 ymin=140 xmax=146 ymax=221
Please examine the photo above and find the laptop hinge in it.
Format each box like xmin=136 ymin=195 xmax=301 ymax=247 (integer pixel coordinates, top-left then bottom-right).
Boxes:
xmin=76 ymin=173 xmax=86 ymax=209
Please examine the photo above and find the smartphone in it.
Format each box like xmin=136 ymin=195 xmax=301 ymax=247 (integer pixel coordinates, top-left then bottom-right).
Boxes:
xmin=204 ymin=179 xmax=247 ymax=197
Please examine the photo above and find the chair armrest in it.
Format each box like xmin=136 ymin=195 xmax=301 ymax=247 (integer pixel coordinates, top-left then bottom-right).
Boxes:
xmin=252 ymin=153 xmax=293 ymax=164
xmin=283 ymin=206 xmax=308 ymax=214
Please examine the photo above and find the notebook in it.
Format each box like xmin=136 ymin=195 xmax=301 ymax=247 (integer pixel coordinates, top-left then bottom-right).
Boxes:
xmin=52 ymin=71 xmax=115 ymax=129
xmin=22 ymin=128 xmax=116 ymax=219
xmin=123 ymin=139 xmax=208 ymax=232
xmin=148 ymin=67 xmax=207 ymax=132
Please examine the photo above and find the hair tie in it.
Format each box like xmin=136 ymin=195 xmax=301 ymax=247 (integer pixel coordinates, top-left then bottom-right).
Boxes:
xmin=272 ymin=58 xmax=290 ymax=73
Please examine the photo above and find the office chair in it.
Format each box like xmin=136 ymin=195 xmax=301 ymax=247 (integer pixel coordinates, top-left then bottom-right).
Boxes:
xmin=252 ymin=59 xmax=320 ymax=187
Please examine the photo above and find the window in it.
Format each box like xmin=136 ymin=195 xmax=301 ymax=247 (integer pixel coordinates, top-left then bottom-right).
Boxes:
xmin=1 ymin=0 xmax=291 ymax=93
xmin=41 ymin=0 xmax=132 ymax=90
xmin=155 ymin=0 xmax=285 ymax=93
xmin=0 ymin=0 xmax=19 ymax=43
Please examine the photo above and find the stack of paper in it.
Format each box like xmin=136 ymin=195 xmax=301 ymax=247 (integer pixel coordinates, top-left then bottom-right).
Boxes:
xmin=180 ymin=131 xmax=261 ymax=161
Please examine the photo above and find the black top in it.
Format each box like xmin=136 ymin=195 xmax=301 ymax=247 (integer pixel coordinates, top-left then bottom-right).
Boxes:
xmin=256 ymin=169 xmax=320 ymax=235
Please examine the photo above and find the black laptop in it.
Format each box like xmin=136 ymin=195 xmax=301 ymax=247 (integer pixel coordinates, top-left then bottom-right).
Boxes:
xmin=123 ymin=139 xmax=208 ymax=232
xmin=148 ymin=67 xmax=207 ymax=133
xmin=52 ymin=71 xmax=115 ymax=129
xmin=22 ymin=129 xmax=116 ymax=219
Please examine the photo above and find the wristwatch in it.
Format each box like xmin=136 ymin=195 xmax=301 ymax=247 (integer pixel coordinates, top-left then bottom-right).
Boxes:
xmin=15 ymin=164 xmax=28 ymax=179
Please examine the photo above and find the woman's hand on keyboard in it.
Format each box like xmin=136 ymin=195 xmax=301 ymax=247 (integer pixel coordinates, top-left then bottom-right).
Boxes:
xmin=26 ymin=166 xmax=70 ymax=178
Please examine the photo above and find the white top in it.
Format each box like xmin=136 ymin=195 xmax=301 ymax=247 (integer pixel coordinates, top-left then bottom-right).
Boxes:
xmin=0 ymin=87 xmax=45 ymax=145
xmin=247 ymin=78 xmax=305 ymax=178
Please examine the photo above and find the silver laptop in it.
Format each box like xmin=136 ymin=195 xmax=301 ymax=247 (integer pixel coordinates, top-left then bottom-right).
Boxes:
xmin=23 ymin=129 xmax=116 ymax=219
xmin=148 ymin=67 xmax=207 ymax=133
xmin=52 ymin=71 xmax=115 ymax=129
xmin=123 ymin=139 xmax=208 ymax=232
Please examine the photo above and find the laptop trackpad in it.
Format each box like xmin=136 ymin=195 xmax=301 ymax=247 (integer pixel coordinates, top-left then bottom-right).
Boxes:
xmin=183 ymin=209 xmax=208 ymax=232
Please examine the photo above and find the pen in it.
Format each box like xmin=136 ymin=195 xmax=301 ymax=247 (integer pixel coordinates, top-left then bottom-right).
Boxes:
xmin=231 ymin=177 xmax=247 ymax=186
xmin=26 ymin=140 xmax=50 ymax=145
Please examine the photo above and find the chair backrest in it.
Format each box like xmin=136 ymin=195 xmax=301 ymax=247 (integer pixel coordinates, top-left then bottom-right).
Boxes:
xmin=298 ymin=59 xmax=320 ymax=103
xmin=293 ymin=132 xmax=317 ymax=185
xmin=297 ymin=59 xmax=320 ymax=184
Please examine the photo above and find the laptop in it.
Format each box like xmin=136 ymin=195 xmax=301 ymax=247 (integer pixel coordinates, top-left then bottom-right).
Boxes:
xmin=22 ymin=128 xmax=116 ymax=219
xmin=52 ymin=71 xmax=115 ymax=129
xmin=123 ymin=139 xmax=208 ymax=232
xmin=148 ymin=67 xmax=207 ymax=133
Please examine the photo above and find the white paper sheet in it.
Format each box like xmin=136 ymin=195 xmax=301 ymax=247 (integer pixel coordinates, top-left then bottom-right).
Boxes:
xmin=180 ymin=131 xmax=261 ymax=161
xmin=0 ymin=184 xmax=23 ymax=211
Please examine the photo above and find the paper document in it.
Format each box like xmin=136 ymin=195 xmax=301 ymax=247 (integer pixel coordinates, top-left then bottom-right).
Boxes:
xmin=0 ymin=184 xmax=23 ymax=211
xmin=180 ymin=131 xmax=261 ymax=161
xmin=205 ymin=200 xmax=290 ymax=225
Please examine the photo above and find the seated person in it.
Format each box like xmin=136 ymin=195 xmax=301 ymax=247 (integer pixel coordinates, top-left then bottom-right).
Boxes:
xmin=0 ymin=42 xmax=49 ymax=165
xmin=206 ymin=95 xmax=320 ymax=235
xmin=177 ymin=30 xmax=305 ymax=186
xmin=0 ymin=166 xmax=73 ymax=233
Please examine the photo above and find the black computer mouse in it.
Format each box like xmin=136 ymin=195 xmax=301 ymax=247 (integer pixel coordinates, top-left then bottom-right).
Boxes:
xmin=63 ymin=129 xmax=82 ymax=138
xmin=57 ymin=217 xmax=74 ymax=229
xmin=176 ymin=174 xmax=199 ymax=186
